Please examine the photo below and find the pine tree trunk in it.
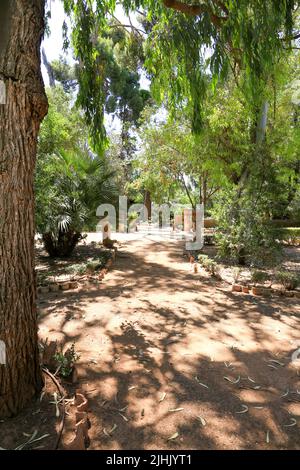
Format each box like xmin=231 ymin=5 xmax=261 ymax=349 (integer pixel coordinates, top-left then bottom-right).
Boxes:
xmin=144 ymin=190 xmax=152 ymax=221
xmin=0 ymin=0 xmax=48 ymax=417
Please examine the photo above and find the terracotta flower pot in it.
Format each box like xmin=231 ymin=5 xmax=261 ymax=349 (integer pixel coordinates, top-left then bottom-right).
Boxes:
xmin=232 ymin=284 xmax=242 ymax=292
xmin=50 ymin=284 xmax=60 ymax=292
xmin=242 ymin=286 xmax=250 ymax=294
xmin=69 ymin=281 xmax=78 ymax=289
xmin=40 ymin=286 xmax=49 ymax=294
xmin=252 ymin=286 xmax=263 ymax=296
xmin=60 ymin=282 xmax=70 ymax=291
xmin=261 ymin=288 xmax=271 ymax=297
xmin=284 ymin=291 xmax=294 ymax=298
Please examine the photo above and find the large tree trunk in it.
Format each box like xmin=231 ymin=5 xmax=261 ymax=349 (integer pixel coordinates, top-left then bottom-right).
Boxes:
xmin=144 ymin=190 xmax=152 ymax=221
xmin=0 ymin=0 xmax=48 ymax=417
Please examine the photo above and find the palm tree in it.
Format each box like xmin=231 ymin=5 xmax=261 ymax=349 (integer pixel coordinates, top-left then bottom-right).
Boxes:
xmin=36 ymin=148 xmax=118 ymax=257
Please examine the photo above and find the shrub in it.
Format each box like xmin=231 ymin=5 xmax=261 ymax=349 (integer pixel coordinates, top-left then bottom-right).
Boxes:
xmin=212 ymin=187 xmax=282 ymax=267
xmin=198 ymin=254 xmax=209 ymax=265
xmin=275 ymin=271 xmax=299 ymax=290
xmin=53 ymin=343 xmax=80 ymax=378
xmin=233 ymin=267 xmax=241 ymax=283
xmin=198 ymin=255 xmax=220 ymax=277
xmin=272 ymin=228 xmax=300 ymax=245
xmin=251 ymin=270 xmax=270 ymax=285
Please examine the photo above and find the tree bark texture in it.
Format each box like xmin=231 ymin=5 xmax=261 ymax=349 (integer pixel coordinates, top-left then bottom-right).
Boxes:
xmin=0 ymin=0 xmax=48 ymax=417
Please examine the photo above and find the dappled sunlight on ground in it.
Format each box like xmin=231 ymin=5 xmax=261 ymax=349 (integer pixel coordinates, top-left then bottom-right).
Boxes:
xmin=38 ymin=238 xmax=300 ymax=450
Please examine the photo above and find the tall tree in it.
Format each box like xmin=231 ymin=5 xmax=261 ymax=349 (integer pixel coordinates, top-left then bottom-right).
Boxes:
xmin=0 ymin=0 xmax=48 ymax=417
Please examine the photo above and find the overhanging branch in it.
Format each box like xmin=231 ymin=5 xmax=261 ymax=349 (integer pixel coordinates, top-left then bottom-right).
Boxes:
xmin=162 ymin=0 xmax=228 ymax=28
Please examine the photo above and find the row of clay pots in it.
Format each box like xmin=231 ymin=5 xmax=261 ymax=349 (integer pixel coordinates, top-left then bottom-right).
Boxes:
xmin=232 ymin=284 xmax=300 ymax=298
xmin=38 ymin=281 xmax=79 ymax=294
xmin=37 ymin=257 xmax=114 ymax=295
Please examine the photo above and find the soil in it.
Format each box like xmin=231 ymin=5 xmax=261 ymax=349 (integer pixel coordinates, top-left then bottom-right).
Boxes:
xmin=1 ymin=238 xmax=299 ymax=450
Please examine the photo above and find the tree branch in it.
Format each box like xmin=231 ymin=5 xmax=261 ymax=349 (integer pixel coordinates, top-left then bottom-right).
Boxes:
xmin=109 ymin=15 xmax=146 ymax=36
xmin=162 ymin=0 xmax=228 ymax=28
xmin=179 ymin=171 xmax=196 ymax=209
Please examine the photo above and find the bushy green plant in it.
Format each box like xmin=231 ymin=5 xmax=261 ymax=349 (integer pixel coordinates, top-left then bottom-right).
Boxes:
xmin=198 ymin=254 xmax=220 ymax=277
xmin=53 ymin=343 xmax=80 ymax=378
xmin=65 ymin=264 xmax=87 ymax=276
xmin=198 ymin=254 xmax=209 ymax=265
xmin=233 ymin=267 xmax=241 ymax=283
xmin=251 ymin=270 xmax=269 ymax=285
xmin=213 ymin=186 xmax=282 ymax=267
xmin=275 ymin=271 xmax=299 ymax=290
xmin=273 ymin=228 xmax=300 ymax=245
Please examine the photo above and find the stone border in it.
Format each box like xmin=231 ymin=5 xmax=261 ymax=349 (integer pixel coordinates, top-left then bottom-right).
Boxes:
xmin=37 ymin=251 xmax=116 ymax=295
xmin=231 ymin=283 xmax=300 ymax=298
xmin=195 ymin=258 xmax=300 ymax=300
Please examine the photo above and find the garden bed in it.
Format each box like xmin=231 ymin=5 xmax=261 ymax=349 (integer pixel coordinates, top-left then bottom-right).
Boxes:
xmin=35 ymin=238 xmax=116 ymax=293
xmin=193 ymin=246 xmax=300 ymax=298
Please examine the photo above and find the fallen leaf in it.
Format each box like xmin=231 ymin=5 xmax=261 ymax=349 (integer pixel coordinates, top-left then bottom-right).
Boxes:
xmin=118 ymin=413 xmax=129 ymax=422
xmin=167 ymin=432 xmax=179 ymax=440
xmin=268 ymin=359 xmax=284 ymax=366
xmin=195 ymin=377 xmax=209 ymax=388
xmin=224 ymin=375 xmax=240 ymax=384
xmin=236 ymin=405 xmax=249 ymax=414
xmin=196 ymin=416 xmax=206 ymax=426
xmin=168 ymin=408 xmax=184 ymax=413
xmin=118 ymin=406 xmax=128 ymax=412
xmin=283 ymin=418 xmax=297 ymax=427
xmin=110 ymin=424 xmax=117 ymax=434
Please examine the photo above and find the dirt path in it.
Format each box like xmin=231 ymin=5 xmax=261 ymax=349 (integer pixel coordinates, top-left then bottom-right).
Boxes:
xmin=38 ymin=238 xmax=300 ymax=450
